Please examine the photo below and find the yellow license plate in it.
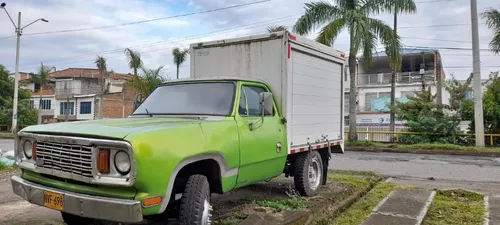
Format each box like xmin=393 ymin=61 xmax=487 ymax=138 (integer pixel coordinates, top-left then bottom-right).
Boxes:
xmin=43 ymin=191 xmax=64 ymax=211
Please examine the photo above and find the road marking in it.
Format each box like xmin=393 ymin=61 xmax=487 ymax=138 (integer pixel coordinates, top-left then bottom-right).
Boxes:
xmin=415 ymin=190 xmax=436 ymax=225
xmin=484 ymin=196 xmax=490 ymax=225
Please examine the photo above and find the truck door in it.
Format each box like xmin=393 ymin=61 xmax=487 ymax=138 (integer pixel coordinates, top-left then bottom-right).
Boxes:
xmin=235 ymin=82 xmax=287 ymax=187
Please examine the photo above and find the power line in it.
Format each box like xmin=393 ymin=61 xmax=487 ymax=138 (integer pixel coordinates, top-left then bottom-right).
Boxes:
xmin=414 ymin=0 xmax=457 ymax=3
xmin=17 ymin=0 xmax=271 ymax=37
xmin=19 ymin=15 xmax=300 ymax=71
xmin=402 ymin=37 xmax=472 ymax=43
xmin=405 ymin=45 xmax=492 ymax=51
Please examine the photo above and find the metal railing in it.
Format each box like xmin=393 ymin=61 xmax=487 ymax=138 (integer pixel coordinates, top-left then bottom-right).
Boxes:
xmin=345 ymin=130 xmax=500 ymax=146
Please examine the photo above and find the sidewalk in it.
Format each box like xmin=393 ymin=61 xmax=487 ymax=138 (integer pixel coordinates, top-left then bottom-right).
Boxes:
xmin=361 ymin=189 xmax=435 ymax=225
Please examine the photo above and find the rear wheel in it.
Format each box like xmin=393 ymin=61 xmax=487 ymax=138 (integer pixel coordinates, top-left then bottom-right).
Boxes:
xmin=293 ymin=151 xmax=323 ymax=196
xmin=179 ymin=174 xmax=212 ymax=225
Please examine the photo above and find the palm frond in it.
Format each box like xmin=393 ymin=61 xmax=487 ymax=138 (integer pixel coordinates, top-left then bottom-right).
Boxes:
xmin=367 ymin=17 xmax=401 ymax=69
xmin=293 ymin=1 xmax=343 ymax=35
xmin=124 ymin=48 xmax=143 ymax=75
xmin=482 ymin=8 xmax=500 ymax=54
xmin=267 ymin=25 xmax=288 ymax=33
xmin=361 ymin=0 xmax=416 ymax=15
xmin=94 ymin=56 xmax=107 ymax=75
xmin=172 ymin=47 xmax=189 ymax=65
xmin=315 ymin=18 xmax=346 ymax=46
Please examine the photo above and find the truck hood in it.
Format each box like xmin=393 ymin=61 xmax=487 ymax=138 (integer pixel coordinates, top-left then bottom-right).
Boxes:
xmin=20 ymin=117 xmax=222 ymax=140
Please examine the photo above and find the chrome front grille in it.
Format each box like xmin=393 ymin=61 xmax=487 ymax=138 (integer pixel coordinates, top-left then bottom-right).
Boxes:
xmin=36 ymin=141 xmax=93 ymax=178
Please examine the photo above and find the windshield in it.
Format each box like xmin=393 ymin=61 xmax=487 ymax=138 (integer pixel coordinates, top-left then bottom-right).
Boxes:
xmin=132 ymin=82 xmax=235 ymax=116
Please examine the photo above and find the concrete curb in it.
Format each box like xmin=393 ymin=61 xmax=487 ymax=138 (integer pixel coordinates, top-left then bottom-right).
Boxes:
xmin=239 ymin=178 xmax=383 ymax=225
xmin=347 ymin=146 xmax=500 ymax=158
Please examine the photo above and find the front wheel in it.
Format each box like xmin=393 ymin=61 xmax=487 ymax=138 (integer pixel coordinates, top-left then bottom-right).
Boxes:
xmin=179 ymin=174 xmax=212 ymax=225
xmin=293 ymin=151 xmax=324 ymax=196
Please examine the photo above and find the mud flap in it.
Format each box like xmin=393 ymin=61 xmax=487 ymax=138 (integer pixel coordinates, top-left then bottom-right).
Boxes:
xmin=321 ymin=144 xmax=331 ymax=185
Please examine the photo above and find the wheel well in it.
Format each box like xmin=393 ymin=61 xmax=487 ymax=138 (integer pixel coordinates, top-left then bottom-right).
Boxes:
xmin=284 ymin=148 xmax=330 ymax=177
xmin=172 ymin=159 xmax=223 ymax=196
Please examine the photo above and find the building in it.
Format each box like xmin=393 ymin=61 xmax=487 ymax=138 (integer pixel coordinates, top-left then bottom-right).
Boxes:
xmin=21 ymin=68 xmax=136 ymax=123
xmin=344 ymin=48 xmax=447 ymax=127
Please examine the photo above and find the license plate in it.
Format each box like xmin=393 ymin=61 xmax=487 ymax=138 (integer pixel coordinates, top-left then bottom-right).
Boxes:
xmin=43 ymin=191 xmax=64 ymax=211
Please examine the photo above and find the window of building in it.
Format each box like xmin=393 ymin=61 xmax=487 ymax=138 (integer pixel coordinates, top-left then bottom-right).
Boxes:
xmin=364 ymin=93 xmax=377 ymax=111
xmin=34 ymin=83 xmax=40 ymax=91
xmin=344 ymin=94 xmax=349 ymax=115
xmin=40 ymin=100 xmax=51 ymax=110
xmin=29 ymin=100 xmax=34 ymax=109
xmin=239 ymin=86 xmax=270 ymax=117
xmin=80 ymin=102 xmax=92 ymax=114
xmin=60 ymin=102 xmax=75 ymax=115
xmin=401 ymin=91 xmax=416 ymax=98
xmin=378 ymin=92 xmax=391 ymax=99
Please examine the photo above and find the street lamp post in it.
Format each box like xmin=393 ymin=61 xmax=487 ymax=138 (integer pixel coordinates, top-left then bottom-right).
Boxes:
xmin=1 ymin=3 xmax=48 ymax=133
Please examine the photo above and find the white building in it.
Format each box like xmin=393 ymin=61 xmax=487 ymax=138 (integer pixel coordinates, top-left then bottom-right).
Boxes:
xmin=344 ymin=48 xmax=447 ymax=128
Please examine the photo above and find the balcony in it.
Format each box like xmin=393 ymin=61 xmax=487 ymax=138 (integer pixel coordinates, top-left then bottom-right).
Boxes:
xmin=55 ymin=88 xmax=100 ymax=99
xmin=359 ymin=71 xmax=435 ymax=86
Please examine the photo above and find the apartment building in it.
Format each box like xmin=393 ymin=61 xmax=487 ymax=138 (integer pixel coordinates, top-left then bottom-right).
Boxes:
xmin=344 ymin=48 xmax=448 ymax=126
xmin=22 ymin=68 xmax=136 ymax=123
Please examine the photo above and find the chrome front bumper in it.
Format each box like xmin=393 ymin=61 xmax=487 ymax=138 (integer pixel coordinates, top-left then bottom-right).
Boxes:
xmin=11 ymin=176 xmax=143 ymax=223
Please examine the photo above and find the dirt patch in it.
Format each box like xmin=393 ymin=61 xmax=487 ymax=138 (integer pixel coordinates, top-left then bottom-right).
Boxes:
xmin=0 ymin=167 xmax=20 ymax=181
xmin=212 ymin=171 xmax=381 ymax=225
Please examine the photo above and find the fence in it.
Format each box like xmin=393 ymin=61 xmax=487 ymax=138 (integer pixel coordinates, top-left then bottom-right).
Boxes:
xmin=345 ymin=130 xmax=500 ymax=146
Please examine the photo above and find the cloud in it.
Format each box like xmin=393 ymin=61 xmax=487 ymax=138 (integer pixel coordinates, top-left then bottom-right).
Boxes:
xmin=0 ymin=0 xmax=498 ymax=81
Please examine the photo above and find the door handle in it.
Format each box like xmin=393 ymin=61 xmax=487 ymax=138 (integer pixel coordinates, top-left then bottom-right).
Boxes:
xmin=276 ymin=142 xmax=282 ymax=153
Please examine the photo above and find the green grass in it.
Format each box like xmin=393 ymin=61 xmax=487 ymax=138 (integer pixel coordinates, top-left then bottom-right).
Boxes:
xmin=0 ymin=132 xmax=15 ymax=139
xmin=322 ymin=182 xmax=396 ymax=225
xmin=0 ymin=162 xmax=7 ymax=170
xmin=330 ymin=169 xmax=377 ymax=177
xmin=254 ymin=198 xmax=307 ymax=212
xmin=424 ymin=190 xmax=485 ymax=225
xmin=347 ymin=141 xmax=500 ymax=153
xmin=328 ymin=174 xmax=379 ymax=190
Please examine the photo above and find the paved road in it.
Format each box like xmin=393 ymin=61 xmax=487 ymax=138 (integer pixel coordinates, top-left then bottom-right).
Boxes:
xmin=329 ymin=151 xmax=500 ymax=183
xmin=0 ymin=139 xmax=14 ymax=152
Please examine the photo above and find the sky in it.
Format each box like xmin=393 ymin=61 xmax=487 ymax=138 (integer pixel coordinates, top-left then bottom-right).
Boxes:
xmin=0 ymin=0 xmax=498 ymax=80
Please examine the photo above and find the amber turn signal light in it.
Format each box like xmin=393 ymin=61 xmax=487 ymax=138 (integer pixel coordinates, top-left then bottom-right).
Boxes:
xmin=98 ymin=149 xmax=110 ymax=174
xmin=143 ymin=196 xmax=163 ymax=207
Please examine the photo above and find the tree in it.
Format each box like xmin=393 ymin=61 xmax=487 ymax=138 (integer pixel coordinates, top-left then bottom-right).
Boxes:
xmin=0 ymin=65 xmax=38 ymax=130
xmin=386 ymin=0 xmax=417 ymax=134
xmin=481 ymin=8 xmax=500 ymax=54
xmin=462 ymin=71 xmax=500 ymax=138
xmin=32 ymin=63 xmax=55 ymax=124
xmin=395 ymin=88 xmax=460 ymax=144
xmin=293 ymin=0 xmax=400 ymax=141
xmin=94 ymin=56 xmax=107 ymax=119
xmin=444 ymin=73 xmax=473 ymax=111
xmin=126 ymin=65 xmax=167 ymax=99
xmin=124 ymin=48 xmax=144 ymax=108
xmin=267 ymin=25 xmax=288 ymax=33
xmin=172 ymin=47 xmax=189 ymax=79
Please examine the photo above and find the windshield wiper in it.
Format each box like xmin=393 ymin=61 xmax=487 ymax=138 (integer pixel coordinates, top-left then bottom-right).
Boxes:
xmin=145 ymin=108 xmax=153 ymax=117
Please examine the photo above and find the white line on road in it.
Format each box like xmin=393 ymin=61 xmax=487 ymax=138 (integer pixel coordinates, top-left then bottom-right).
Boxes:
xmin=415 ymin=190 xmax=436 ymax=225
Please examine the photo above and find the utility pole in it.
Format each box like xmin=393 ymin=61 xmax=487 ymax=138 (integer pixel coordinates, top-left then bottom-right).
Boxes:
xmin=1 ymin=3 xmax=48 ymax=133
xmin=389 ymin=6 xmax=397 ymax=134
xmin=470 ymin=0 xmax=485 ymax=147
xmin=435 ymin=51 xmax=443 ymax=105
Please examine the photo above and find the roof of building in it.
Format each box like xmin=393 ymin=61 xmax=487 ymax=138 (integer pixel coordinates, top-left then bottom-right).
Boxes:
xmin=371 ymin=47 xmax=438 ymax=57
xmin=49 ymin=68 xmax=132 ymax=80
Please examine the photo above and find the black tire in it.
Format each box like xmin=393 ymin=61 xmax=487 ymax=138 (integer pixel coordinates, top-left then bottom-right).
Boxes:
xmin=293 ymin=151 xmax=324 ymax=196
xmin=61 ymin=212 xmax=92 ymax=225
xmin=179 ymin=174 xmax=212 ymax=225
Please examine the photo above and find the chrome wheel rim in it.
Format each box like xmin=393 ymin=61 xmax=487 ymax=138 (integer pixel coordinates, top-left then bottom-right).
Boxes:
xmin=201 ymin=199 xmax=213 ymax=225
xmin=308 ymin=156 xmax=321 ymax=191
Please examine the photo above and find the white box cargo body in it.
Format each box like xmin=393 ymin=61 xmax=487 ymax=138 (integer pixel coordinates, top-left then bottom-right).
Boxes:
xmin=190 ymin=31 xmax=345 ymax=154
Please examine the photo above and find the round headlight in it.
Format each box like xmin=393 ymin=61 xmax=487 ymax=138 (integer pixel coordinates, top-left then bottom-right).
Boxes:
xmin=23 ymin=140 xmax=33 ymax=159
xmin=114 ymin=151 xmax=131 ymax=174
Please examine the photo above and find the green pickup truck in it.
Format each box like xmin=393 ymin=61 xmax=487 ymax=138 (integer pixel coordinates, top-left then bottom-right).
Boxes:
xmin=11 ymin=32 xmax=345 ymax=225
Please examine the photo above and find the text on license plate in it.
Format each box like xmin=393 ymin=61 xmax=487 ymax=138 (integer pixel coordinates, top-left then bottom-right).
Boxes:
xmin=43 ymin=191 xmax=64 ymax=211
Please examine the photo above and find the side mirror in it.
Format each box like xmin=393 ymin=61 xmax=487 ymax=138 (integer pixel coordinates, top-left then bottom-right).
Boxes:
xmin=260 ymin=92 xmax=273 ymax=117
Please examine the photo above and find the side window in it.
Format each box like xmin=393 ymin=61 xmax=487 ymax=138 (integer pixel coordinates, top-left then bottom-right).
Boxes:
xmin=239 ymin=85 xmax=269 ymax=117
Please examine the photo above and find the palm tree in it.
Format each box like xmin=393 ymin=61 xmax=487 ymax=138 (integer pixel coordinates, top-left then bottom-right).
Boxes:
xmin=267 ymin=25 xmax=288 ymax=33
xmin=481 ymin=8 xmax=500 ymax=54
xmin=124 ymin=48 xmax=144 ymax=108
xmin=172 ymin=47 xmax=189 ymax=79
xmin=33 ymin=63 xmax=55 ymax=124
xmin=294 ymin=0 xmax=399 ymax=141
xmin=386 ymin=0 xmax=417 ymax=134
xmin=126 ymin=65 xmax=167 ymax=99
xmin=94 ymin=56 xmax=107 ymax=119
